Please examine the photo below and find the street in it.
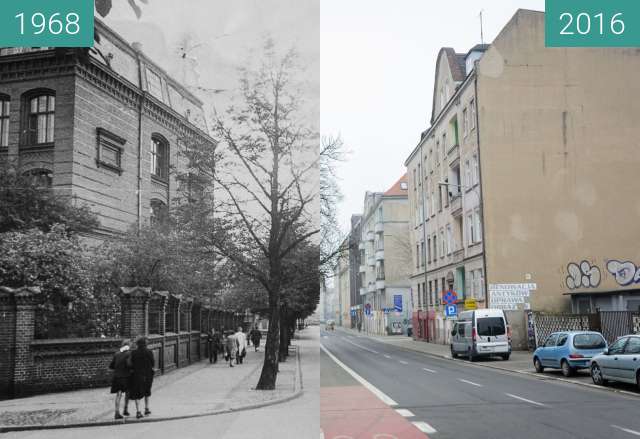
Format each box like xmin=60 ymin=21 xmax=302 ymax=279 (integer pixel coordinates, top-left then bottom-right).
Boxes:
xmin=320 ymin=328 xmax=640 ymax=439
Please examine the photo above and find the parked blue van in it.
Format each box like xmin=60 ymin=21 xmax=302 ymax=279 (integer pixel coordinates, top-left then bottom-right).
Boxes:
xmin=532 ymin=331 xmax=607 ymax=377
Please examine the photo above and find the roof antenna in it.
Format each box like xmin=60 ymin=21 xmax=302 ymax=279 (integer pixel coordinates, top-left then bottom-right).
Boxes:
xmin=479 ymin=9 xmax=485 ymax=44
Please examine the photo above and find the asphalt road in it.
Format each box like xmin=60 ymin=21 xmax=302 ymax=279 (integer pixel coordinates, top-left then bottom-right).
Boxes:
xmin=320 ymin=328 xmax=640 ymax=439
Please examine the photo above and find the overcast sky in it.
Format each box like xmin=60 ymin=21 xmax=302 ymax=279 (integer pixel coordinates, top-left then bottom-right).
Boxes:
xmin=102 ymin=0 xmax=319 ymax=128
xmin=321 ymin=0 xmax=544 ymax=233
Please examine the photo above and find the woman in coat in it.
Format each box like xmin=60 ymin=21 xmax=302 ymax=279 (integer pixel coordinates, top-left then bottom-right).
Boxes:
xmin=249 ymin=326 xmax=262 ymax=352
xmin=224 ymin=331 xmax=237 ymax=367
xmin=129 ymin=337 xmax=155 ymax=418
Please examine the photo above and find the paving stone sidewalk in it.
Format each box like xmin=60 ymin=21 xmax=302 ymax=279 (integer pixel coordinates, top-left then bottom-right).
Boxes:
xmin=0 ymin=347 xmax=299 ymax=430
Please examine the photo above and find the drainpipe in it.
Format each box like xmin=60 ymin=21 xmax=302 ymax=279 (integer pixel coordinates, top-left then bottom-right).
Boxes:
xmin=135 ymin=49 xmax=143 ymax=232
xmin=473 ymin=68 xmax=489 ymax=306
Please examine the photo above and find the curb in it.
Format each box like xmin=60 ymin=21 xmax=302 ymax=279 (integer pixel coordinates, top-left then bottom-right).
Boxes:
xmin=339 ymin=328 xmax=640 ymax=399
xmin=0 ymin=347 xmax=304 ymax=434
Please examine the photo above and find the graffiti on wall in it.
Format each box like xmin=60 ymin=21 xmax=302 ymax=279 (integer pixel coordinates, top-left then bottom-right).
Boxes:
xmin=565 ymin=261 xmax=601 ymax=289
xmin=606 ymin=260 xmax=640 ymax=286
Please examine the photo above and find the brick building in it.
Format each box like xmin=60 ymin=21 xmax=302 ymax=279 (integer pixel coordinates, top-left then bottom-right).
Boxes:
xmin=0 ymin=19 xmax=215 ymax=238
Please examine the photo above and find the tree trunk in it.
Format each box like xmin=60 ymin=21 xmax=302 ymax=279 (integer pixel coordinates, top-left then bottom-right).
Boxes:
xmin=279 ymin=307 xmax=288 ymax=361
xmin=256 ymin=299 xmax=280 ymax=390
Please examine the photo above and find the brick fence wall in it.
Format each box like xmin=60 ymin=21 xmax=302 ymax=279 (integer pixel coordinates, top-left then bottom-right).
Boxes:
xmin=0 ymin=286 xmax=246 ymax=399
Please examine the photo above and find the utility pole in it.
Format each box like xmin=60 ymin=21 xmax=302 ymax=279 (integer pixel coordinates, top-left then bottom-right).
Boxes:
xmin=479 ymin=10 xmax=485 ymax=44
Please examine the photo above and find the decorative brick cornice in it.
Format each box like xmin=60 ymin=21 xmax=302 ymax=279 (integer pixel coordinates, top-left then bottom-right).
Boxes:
xmin=119 ymin=286 xmax=151 ymax=304
xmin=0 ymin=286 xmax=42 ymax=306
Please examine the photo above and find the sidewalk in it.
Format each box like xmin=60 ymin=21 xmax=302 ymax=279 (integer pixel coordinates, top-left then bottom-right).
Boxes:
xmin=0 ymin=346 xmax=300 ymax=432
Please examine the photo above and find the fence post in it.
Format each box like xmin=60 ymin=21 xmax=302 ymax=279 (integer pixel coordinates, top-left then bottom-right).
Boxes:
xmin=119 ymin=287 xmax=151 ymax=340
xmin=12 ymin=287 xmax=41 ymax=397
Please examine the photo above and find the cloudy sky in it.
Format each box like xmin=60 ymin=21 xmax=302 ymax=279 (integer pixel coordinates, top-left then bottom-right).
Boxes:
xmin=102 ymin=0 xmax=319 ymax=128
xmin=321 ymin=0 xmax=544 ymax=233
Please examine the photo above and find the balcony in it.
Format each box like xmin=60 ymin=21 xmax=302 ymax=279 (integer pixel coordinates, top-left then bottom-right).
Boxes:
xmin=450 ymin=194 xmax=462 ymax=216
xmin=358 ymin=242 xmax=366 ymax=250
xmin=359 ymin=265 xmax=367 ymax=273
xmin=376 ymin=280 xmax=385 ymax=290
xmin=374 ymin=221 xmax=384 ymax=234
xmin=375 ymin=249 xmax=385 ymax=261
xmin=359 ymin=287 xmax=367 ymax=296
xmin=368 ymin=256 xmax=376 ymax=266
xmin=366 ymin=231 xmax=375 ymax=242
xmin=367 ymin=283 xmax=375 ymax=293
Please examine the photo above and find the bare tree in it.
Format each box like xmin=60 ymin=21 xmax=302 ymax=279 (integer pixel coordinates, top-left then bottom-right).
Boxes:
xmin=179 ymin=41 xmax=318 ymax=390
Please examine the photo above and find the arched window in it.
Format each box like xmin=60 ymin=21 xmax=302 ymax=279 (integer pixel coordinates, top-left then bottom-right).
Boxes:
xmin=0 ymin=94 xmax=9 ymax=147
xmin=23 ymin=90 xmax=55 ymax=145
xmin=23 ymin=169 xmax=53 ymax=188
xmin=150 ymin=198 xmax=168 ymax=226
xmin=150 ymin=134 xmax=169 ymax=181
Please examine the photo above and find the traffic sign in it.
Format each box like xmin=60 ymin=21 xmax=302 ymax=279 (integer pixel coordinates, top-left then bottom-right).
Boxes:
xmin=442 ymin=290 xmax=458 ymax=305
xmin=445 ymin=304 xmax=458 ymax=317
xmin=464 ymin=298 xmax=477 ymax=310
xmin=393 ymin=295 xmax=403 ymax=312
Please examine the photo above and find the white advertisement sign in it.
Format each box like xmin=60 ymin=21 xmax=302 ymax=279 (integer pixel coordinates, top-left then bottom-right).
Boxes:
xmin=489 ymin=283 xmax=536 ymax=311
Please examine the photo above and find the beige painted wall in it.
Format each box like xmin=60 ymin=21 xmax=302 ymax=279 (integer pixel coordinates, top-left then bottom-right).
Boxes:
xmin=477 ymin=10 xmax=640 ymax=312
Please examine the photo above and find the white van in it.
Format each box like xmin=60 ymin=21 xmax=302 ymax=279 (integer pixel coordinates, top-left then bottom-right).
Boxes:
xmin=450 ymin=308 xmax=511 ymax=361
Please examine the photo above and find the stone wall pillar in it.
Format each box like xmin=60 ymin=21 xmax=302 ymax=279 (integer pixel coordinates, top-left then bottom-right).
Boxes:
xmin=0 ymin=287 xmax=17 ymax=399
xmin=119 ymin=287 xmax=151 ymax=340
xmin=12 ymin=287 xmax=41 ymax=397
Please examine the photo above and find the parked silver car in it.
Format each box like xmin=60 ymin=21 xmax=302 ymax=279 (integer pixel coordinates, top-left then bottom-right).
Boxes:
xmin=590 ymin=335 xmax=640 ymax=388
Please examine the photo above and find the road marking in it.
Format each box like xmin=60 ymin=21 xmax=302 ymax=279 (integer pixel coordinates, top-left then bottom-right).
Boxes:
xmin=412 ymin=421 xmax=437 ymax=434
xmin=395 ymin=409 xmax=415 ymax=417
xmin=321 ymin=343 xmax=398 ymax=406
xmin=384 ymin=354 xmax=391 ymax=359
xmin=612 ymin=425 xmax=640 ymax=436
xmin=399 ymin=360 xmax=408 ymax=365
xmin=505 ymin=393 xmax=546 ymax=407
xmin=422 ymin=368 xmax=436 ymax=373
xmin=458 ymin=379 xmax=483 ymax=387
xmin=341 ymin=337 xmax=380 ymax=354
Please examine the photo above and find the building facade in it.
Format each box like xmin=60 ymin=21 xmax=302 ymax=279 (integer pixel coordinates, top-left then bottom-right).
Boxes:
xmin=348 ymin=214 xmax=364 ymax=329
xmin=406 ymin=9 xmax=640 ymax=348
xmin=335 ymin=236 xmax=351 ymax=328
xmin=0 ymin=19 xmax=214 ymax=238
xmin=359 ymin=175 xmax=412 ymax=336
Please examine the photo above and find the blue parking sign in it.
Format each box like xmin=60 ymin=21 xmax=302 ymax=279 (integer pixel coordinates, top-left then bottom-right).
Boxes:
xmin=445 ymin=304 xmax=458 ymax=317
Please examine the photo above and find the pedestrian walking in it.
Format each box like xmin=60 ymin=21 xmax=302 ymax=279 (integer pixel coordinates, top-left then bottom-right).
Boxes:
xmin=207 ymin=328 xmax=221 ymax=364
xmin=249 ymin=326 xmax=262 ymax=352
xmin=224 ymin=330 xmax=237 ymax=367
xmin=235 ymin=326 xmax=247 ymax=364
xmin=129 ymin=337 xmax=155 ymax=419
xmin=109 ymin=339 xmax=131 ymax=420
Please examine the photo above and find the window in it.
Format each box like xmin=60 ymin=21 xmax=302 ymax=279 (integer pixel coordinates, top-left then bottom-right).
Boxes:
xmin=416 ymin=244 xmax=420 ymax=269
xmin=432 ymin=234 xmax=437 ymax=260
xmin=0 ymin=96 xmax=9 ymax=147
xmin=544 ymin=334 xmax=558 ymax=347
xmin=624 ymin=337 xmax=640 ymax=354
xmin=96 ymin=128 xmax=124 ymax=174
xmin=439 ymin=230 xmax=445 ymax=258
xmin=422 ymin=282 xmax=427 ymax=308
xmin=438 ymin=185 xmax=443 ymax=212
xmin=442 ymin=133 xmax=447 ymax=156
xmin=421 ymin=241 xmax=425 ymax=267
xmin=400 ymin=181 xmax=408 ymax=190
xmin=427 ymin=237 xmax=431 ymax=263
xmin=470 ymin=98 xmax=476 ymax=130
xmin=608 ymin=337 xmax=627 ymax=354
xmin=25 ymin=92 xmax=55 ymax=145
xmin=473 ymin=209 xmax=482 ymax=243
xmin=462 ymin=107 xmax=468 ymax=138
xmin=435 ymin=141 xmax=440 ymax=164
xmin=428 ymin=281 xmax=433 ymax=306
xmin=472 ymin=154 xmax=479 ymax=185
xmin=574 ymin=334 xmax=606 ymax=349
xmin=446 ymin=224 xmax=452 ymax=255
xmin=467 ymin=213 xmax=475 ymax=245
xmin=464 ymin=159 xmax=471 ymax=188
xmin=418 ymin=283 xmax=422 ymax=308
xmin=557 ymin=334 xmax=568 ymax=346
xmin=146 ymin=68 xmax=164 ymax=102
xmin=477 ymin=269 xmax=485 ymax=299
xmin=431 ymin=186 xmax=436 ymax=216
xmin=477 ymin=318 xmax=505 ymax=336
xmin=151 ymin=135 xmax=169 ymax=180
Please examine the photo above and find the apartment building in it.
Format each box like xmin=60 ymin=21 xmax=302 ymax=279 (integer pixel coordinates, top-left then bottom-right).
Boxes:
xmin=405 ymin=9 xmax=640 ymax=348
xmin=0 ymin=19 xmax=215 ymax=238
xmin=348 ymin=214 xmax=364 ymax=330
xmin=334 ymin=236 xmax=351 ymax=328
xmin=358 ymin=175 xmax=412 ymax=336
